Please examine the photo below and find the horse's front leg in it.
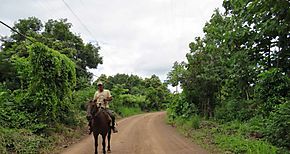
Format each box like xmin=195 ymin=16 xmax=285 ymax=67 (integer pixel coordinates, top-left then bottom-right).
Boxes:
xmin=93 ymin=133 xmax=98 ymax=154
xmin=107 ymin=129 xmax=111 ymax=153
xmin=102 ymin=134 xmax=107 ymax=154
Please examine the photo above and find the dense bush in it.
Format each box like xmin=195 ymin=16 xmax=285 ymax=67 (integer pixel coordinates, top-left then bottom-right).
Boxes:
xmin=264 ymin=101 xmax=290 ymax=149
xmin=72 ymin=86 xmax=96 ymax=111
xmin=215 ymin=134 xmax=278 ymax=154
xmin=255 ymin=68 xmax=290 ymax=116
xmin=0 ymin=128 xmax=47 ymax=154
xmin=167 ymin=92 xmax=198 ymax=121
xmin=214 ymin=99 xmax=256 ymax=122
xmin=23 ymin=43 xmax=76 ymax=124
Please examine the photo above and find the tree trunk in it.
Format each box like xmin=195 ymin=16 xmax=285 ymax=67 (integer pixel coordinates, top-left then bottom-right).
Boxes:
xmin=245 ymin=89 xmax=249 ymax=100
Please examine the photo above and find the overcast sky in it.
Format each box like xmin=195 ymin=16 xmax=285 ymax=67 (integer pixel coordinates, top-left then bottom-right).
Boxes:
xmin=0 ymin=0 xmax=223 ymax=81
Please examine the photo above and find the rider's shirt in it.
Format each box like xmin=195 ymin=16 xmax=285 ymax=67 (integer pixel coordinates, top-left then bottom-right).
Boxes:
xmin=94 ymin=89 xmax=111 ymax=108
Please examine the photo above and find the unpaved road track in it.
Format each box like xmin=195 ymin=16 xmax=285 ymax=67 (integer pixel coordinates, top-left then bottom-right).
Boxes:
xmin=61 ymin=112 xmax=208 ymax=154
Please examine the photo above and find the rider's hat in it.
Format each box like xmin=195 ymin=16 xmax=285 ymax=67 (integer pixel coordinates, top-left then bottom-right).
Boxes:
xmin=97 ymin=81 xmax=103 ymax=86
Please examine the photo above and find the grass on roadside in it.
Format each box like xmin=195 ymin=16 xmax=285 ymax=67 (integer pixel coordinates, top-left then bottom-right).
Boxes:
xmin=117 ymin=107 xmax=143 ymax=117
xmin=166 ymin=115 xmax=281 ymax=154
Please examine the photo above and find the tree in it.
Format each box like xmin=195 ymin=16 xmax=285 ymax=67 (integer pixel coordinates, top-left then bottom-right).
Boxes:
xmin=223 ymin=0 xmax=290 ymax=75
xmin=25 ymin=42 xmax=76 ymax=124
xmin=95 ymin=73 xmax=170 ymax=111
xmin=1 ymin=17 xmax=103 ymax=90
xmin=167 ymin=61 xmax=186 ymax=93
xmin=168 ymin=0 xmax=290 ymax=122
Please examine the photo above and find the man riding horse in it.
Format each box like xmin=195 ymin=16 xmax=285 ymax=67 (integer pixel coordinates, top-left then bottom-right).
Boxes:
xmin=87 ymin=81 xmax=118 ymax=134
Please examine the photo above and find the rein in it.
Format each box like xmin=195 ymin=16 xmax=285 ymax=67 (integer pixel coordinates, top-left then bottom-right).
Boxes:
xmin=91 ymin=104 xmax=105 ymax=118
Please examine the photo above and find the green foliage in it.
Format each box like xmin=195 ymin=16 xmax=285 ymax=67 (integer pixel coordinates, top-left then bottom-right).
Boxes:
xmin=175 ymin=115 xmax=201 ymax=130
xmin=264 ymin=101 xmax=290 ymax=148
xmin=25 ymin=42 xmax=76 ymax=124
xmin=72 ymin=86 xmax=96 ymax=111
xmin=255 ymin=68 xmax=290 ymax=116
xmin=1 ymin=36 xmax=39 ymax=90
xmin=117 ymin=107 xmax=142 ymax=117
xmin=1 ymin=17 xmax=103 ymax=90
xmin=0 ymin=128 xmax=46 ymax=154
xmin=11 ymin=17 xmax=43 ymax=41
xmin=29 ymin=43 xmax=76 ymax=95
xmin=167 ymin=92 xmax=198 ymax=120
xmin=170 ymin=0 xmax=290 ymax=119
xmin=11 ymin=56 xmax=31 ymax=89
xmin=0 ymin=17 xmax=105 ymax=152
xmin=0 ymin=86 xmax=46 ymax=132
xmin=166 ymin=61 xmax=186 ymax=88
xmin=215 ymin=134 xmax=278 ymax=154
xmin=166 ymin=0 xmax=290 ymax=151
xmin=215 ymin=99 xmax=256 ymax=122
xmin=96 ymin=74 xmax=170 ymax=112
xmin=169 ymin=115 xmax=281 ymax=154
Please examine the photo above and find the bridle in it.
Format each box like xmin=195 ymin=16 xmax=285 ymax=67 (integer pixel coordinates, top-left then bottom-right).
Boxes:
xmin=91 ymin=103 xmax=104 ymax=118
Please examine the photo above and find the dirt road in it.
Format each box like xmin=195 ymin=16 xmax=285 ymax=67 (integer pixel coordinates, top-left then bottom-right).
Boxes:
xmin=61 ymin=112 xmax=208 ymax=154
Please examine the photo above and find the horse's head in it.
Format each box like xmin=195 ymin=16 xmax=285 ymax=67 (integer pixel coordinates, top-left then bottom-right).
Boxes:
xmin=89 ymin=100 xmax=102 ymax=117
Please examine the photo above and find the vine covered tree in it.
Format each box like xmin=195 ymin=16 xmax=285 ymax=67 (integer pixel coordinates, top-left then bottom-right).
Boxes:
xmin=0 ymin=17 xmax=103 ymax=90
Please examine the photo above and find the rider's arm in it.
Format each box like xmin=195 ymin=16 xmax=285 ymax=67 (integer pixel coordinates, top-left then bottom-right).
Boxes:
xmin=93 ymin=91 xmax=99 ymax=102
xmin=105 ymin=90 xmax=112 ymax=102
xmin=106 ymin=96 xmax=112 ymax=101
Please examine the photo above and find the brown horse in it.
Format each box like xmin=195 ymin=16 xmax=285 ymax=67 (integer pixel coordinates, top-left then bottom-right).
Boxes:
xmin=88 ymin=100 xmax=112 ymax=154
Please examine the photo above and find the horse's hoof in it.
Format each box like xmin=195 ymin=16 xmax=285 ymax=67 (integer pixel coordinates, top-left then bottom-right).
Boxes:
xmin=107 ymin=150 xmax=111 ymax=153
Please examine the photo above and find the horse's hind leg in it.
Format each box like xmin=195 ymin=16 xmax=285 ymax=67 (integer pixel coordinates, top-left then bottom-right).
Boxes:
xmin=107 ymin=129 xmax=111 ymax=152
xmin=102 ymin=134 xmax=106 ymax=154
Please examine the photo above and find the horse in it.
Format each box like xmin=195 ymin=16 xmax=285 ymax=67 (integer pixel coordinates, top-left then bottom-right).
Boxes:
xmin=87 ymin=100 xmax=112 ymax=154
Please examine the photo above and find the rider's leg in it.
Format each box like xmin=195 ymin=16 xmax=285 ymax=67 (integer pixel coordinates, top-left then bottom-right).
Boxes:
xmin=106 ymin=109 xmax=118 ymax=133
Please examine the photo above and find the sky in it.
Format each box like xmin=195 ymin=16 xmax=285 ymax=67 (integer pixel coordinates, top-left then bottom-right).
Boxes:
xmin=0 ymin=0 xmax=223 ymax=82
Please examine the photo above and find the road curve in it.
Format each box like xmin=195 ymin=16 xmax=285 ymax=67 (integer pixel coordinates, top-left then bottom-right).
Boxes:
xmin=61 ymin=112 xmax=208 ymax=154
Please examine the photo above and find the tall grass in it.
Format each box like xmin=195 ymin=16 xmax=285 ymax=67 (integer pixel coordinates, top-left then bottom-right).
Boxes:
xmin=166 ymin=114 xmax=282 ymax=154
xmin=117 ymin=107 xmax=143 ymax=117
xmin=0 ymin=128 xmax=46 ymax=154
xmin=215 ymin=134 xmax=278 ymax=154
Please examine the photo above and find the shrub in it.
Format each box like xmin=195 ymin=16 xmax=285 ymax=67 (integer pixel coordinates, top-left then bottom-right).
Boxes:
xmin=24 ymin=43 xmax=76 ymax=124
xmin=215 ymin=134 xmax=278 ymax=154
xmin=0 ymin=127 xmax=47 ymax=154
xmin=117 ymin=107 xmax=142 ymax=117
xmin=255 ymin=68 xmax=289 ymax=116
xmin=215 ymin=99 xmax=255 ymax=122
xmin=264 ymin=101 xmax=290 ymax=149
xmin=189 ymin=115 xmax=201 ymax=129
xmin=72 ymin=86 xmax=96 ymax=111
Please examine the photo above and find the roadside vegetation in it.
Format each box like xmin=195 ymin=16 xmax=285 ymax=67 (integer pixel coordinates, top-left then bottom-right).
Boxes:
xmin=1 ymin=0 xmax=289 ymax=153
xmin=0 ymin=18 xmax=170 ymax=153
xmin=166 ymin=0 xmax=290 ymax=153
